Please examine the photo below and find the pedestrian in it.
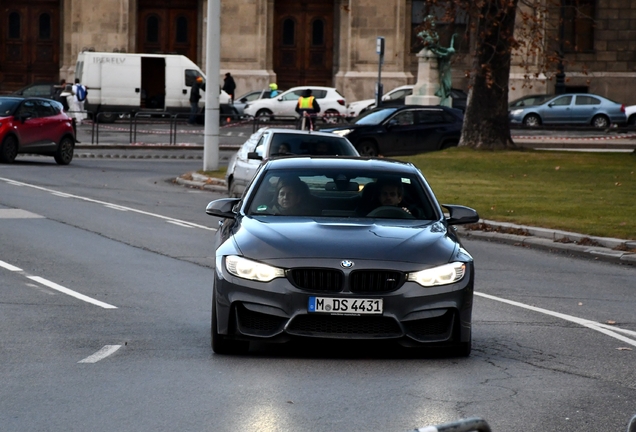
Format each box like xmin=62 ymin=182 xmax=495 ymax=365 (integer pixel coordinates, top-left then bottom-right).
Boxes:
xmin=71 ymin=78 xmax=88 ymax=125
xmin=189 ymin=76 xmax=204 ymax=125
xmin=222 ymin=72 xmax=236 ymax=104
xmin=269 ymin=83 xmax=279 ymax=98
xmin=295 ymin=89 xmax=321 ymax=130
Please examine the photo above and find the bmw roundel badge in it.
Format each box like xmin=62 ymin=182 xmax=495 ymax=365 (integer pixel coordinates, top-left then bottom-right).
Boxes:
xmin=340 ymin=260 xmax=354 ymax=269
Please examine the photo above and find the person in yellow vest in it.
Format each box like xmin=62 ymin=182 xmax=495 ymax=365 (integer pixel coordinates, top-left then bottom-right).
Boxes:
xmin=295 ymin=89 xmax=321 ymax=130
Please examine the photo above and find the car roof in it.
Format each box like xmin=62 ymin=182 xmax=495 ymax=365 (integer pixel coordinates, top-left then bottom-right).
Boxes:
xmin=284 ymin=86 xmax=337 ymax=92
xmin=0 ymin=96 xmax=25 ymax=101
xmin=259 ymin=128 xmax=348 ymax=138
xmin=263 ymin=156 xmax=417 ymax=172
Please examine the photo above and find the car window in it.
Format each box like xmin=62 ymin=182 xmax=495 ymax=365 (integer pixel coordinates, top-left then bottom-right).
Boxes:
xmin=34 ymin=100 xmax=57 ymax=117
xmin=22 ymin=85 xmax=53 ymax=97
xmin=312 ymin=90 xmax=327 ymax=99
xmin=243 ymin=92 xmax=262 ymax=102
xmin=550 ymin=96 xmax=572 ymax=106
xmin=355 ymin=107 xmax=398 ymax=125
xmin=268 ymin=134 xmax=358 ymax=157
xmin=247 ymin=168 xmax=436 ymax=220
xmin=416 ymin=110 xmax=446 ymax=125
xmin=185 ymin=69 xmax=204 ymax=87
xmin=281 ymin=91 xmax=302 ymax=101
xmin=0 ymin=98 xmax=21 ymax=116
xmin=389 ymin=111 xmax=415 ymax=126
xmin=16 ymin=100 xmax=38 ymax=118
xmin=385 ymin=89 xmax=412 ymax=100
xmin=575 ymin=96 xmax=601 ymax=105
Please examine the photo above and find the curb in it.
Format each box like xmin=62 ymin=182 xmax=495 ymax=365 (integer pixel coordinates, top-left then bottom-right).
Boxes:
xmin=176 ymin=172 xmax=635 ymax=266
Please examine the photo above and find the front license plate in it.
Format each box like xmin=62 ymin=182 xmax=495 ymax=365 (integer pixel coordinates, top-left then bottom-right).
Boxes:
xmin=308 ymin=297 xmax=383 ymax=315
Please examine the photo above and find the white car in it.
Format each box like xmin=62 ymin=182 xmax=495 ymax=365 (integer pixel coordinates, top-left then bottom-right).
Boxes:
xmin=624 ymin=105 xmax=636 ymax=125
xmin=225 ymin=128 xmax=359 ymax=197
xmin=346 ymin=85 xmax=414 ymax=119
xmin=242 ymin=86 xmax=346 ymax=122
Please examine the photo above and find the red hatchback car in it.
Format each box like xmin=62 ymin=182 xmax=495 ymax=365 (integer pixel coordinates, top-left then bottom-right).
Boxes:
xmin=0 ymin=96 xmax=76 ymax=165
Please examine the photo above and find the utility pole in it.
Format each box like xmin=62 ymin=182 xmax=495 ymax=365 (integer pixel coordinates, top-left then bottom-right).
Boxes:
xmin=203 ymin=0 xmax=220 ymax=171
xmin=375 ymin=37 xmax=385 ymax=107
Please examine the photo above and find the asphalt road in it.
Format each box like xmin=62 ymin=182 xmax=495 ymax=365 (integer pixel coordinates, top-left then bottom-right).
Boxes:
xmin=0 ymin=158 xmax=635 ymax=432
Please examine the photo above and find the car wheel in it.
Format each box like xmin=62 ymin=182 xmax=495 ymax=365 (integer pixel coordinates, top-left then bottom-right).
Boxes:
xmin=453 ymin=338 xmax=472 ymax=358
xmin=54 ymin=136 xmax=75 ymax=165
xmin=255 ymin=109 xmax=273 ymax=122
xmin=211 ymin=290 xmax=249 ymax=355
xmin=321 ymin=110 xmax=341 ymax=124
xmin=97 ymin=112 xmax=118 ymax=123
xmin=522 ymin=114 xmax=541 ymax=127
xmin=628 ymin=115 xmax=636 ymax=126
xmin=356 ymin=140 xmax=379 ymax=157
xmin=0 ymin=135 xmax=19 ymax=164
xmin=592 ymin=114 xmax=610 ymax=129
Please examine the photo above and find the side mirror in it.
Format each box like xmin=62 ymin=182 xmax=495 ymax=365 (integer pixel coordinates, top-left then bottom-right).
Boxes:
xmin=206 ymin=198 xmax=241 ymax=219
xmin=247 ymin=151 xmax=262 ymax=160
xmin=240 ymin=98 xmax=247 ymax=103
xmin=442 ymin=204 xmax=480 ymax=226
xmin=387 ymin=119 xmax=399 ymax=128
xmin=277 ymin=97 xmax=283 ymax=101
xmin=548 ymin=103 xmax=554 ymax=108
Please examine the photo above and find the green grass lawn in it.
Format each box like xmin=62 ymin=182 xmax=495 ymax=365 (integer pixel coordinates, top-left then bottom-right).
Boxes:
xmin=403 ymin=148 xmax=636 ymax=240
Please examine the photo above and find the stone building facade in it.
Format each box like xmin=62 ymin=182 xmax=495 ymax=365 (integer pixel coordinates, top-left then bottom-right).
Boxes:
xmin=1 ymin=0 xmax=635 ymax=104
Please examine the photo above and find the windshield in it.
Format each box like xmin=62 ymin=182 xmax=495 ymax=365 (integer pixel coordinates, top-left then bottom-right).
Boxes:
xmin=268 ymin=134 xmax=358 ymax=157
xmin=247 ymin=168 xmax=437 ymax=220
xmin=354 ymin=108 xmax=398 ymax=125
xmin=0 ymin=98 xmax=22 ymax=116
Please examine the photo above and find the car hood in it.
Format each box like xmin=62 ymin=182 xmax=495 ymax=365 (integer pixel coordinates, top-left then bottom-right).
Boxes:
xmin=232 ymin=217 xmax=457 ymax=265
xmin=347 ymin=99 xmax=374 ymax=108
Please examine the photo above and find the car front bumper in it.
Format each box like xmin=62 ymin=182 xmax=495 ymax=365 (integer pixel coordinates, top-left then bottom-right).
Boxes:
xmin=213 ymin=257 xmax=473 ymax=347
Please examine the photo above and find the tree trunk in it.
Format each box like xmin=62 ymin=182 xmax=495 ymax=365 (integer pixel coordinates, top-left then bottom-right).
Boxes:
xmin=459 ymin=0 xmax=519 ymax=150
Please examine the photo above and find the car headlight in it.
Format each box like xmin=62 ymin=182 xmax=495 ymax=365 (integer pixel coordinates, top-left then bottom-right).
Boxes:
xmin=407 ymin=262 xmax=466 ymax=287
xmin=510 ymin=109 xmax=523 ymax=116
xmin=225 ymin=255 xmax=285 ymax=282
xmin=332 ymin=129 xmax=353 ymax=137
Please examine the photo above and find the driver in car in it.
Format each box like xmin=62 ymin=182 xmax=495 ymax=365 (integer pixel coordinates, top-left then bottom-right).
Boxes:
xmin=377 ymin=180 xmax=412 ymax=215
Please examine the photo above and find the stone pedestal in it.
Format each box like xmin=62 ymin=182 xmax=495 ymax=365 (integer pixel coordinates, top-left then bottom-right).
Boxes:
xmin=405 ymin=49 xmax=452 ymax=107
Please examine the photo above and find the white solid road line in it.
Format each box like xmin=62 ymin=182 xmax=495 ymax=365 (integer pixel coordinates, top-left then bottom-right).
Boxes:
xmin=0 ymin=259 xmax=23 ymax=272
xmin=0 ymin=176 xmax=216 ymax=232
xmin=28 ymin=276 xmax=118 ymax=309
xmin=78 ymin=345 xmax=122 ymax=363
xmin=476 ymin=292 xmax=636 ymax=347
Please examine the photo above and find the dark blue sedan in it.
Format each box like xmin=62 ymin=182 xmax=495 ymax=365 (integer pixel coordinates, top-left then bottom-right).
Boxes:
xmin=322 ymin=105 xmax=463 ymax=157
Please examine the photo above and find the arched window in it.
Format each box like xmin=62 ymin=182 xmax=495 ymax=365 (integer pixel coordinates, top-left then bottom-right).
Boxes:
xmin=9 ymin=12 xmax=21 ymax=39
xmin=282 ymin=18 xmax=295 ymax=46
xmin=176 ymin=16 xmax=188 ymax=43
xmin=146 ymin=15 xmax=159 ymax=43
xmin=311 ymin=19 xmax=324 ymax=46
xmin=39 ymin=13 xmax=51 ymax=40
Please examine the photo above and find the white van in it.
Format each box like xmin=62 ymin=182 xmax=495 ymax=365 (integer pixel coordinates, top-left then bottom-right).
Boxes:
xmin=75 ymin=51 xmax=230 ymax=122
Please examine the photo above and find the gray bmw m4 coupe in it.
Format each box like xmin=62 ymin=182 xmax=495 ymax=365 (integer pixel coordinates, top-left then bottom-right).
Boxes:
xmin=206 ymin=157 xmax=479 ymax=356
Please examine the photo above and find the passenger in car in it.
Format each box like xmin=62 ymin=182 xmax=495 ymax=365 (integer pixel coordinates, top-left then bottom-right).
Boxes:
xmin=272 ymin=177 xmax=315 ymax=216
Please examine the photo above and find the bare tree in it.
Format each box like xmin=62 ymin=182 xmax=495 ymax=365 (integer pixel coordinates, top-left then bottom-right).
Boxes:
xmin=414 ymin=0 xmax=586 ymax=150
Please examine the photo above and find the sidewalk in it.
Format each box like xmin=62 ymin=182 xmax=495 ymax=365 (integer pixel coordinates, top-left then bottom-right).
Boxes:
xmin=174 ymin=173 xmax=636 ymax=266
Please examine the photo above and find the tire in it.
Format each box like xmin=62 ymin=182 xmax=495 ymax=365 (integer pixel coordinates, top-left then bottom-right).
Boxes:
xmin=522 ymin=114 xmax=541 ymax=127
xmin=98 ymin=112 xmax=118 ymax=123
xmin=0 ymin=135 xmax=19 ymax=164
xmin=54 ymin=136 xmax=75 ymax=165
xmin=211 ymin=290 xmax=249 ymax=355
xmin=321 ymin=109 xmax=341 ymax=124
xmin=356 ymin=140 xmax=379 ymax=157
xmin=453 ymin=338 xmax=472 ymax=358
xmin=592 ymin=114 xmax=609 ymax=129
xmin=255 ymin=109 xmax=273 ymax=122
xmin=628 ymin=115 xmax=636 ymax=126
